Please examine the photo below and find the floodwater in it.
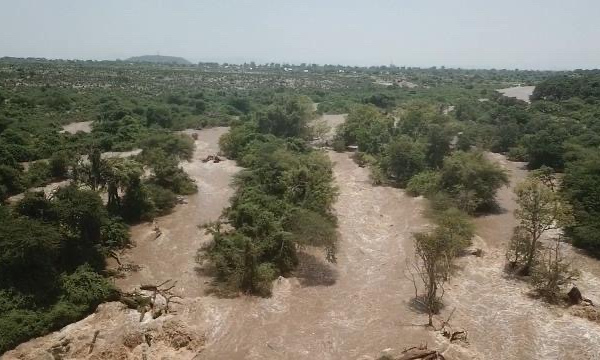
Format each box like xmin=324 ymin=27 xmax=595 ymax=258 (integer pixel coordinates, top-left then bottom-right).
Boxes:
xmin=115 ymin=127 xmax=240 ymax=297
xmin=7 ymin=121 xmax=600 ymax=360
xmin=445 ymin=153 xmax=600 ymax=360
xmin=193 ymin=151 xmax=437 ymax=359
xmin=61 ymin=121 xmax=93 ymax=134
xmin=6 ymin=179 xmax=71 ymax=204
xmin=497 ymin=86 xmax=535 ymax=103
xmin=318 ymin=113 xmax=346 ymax=141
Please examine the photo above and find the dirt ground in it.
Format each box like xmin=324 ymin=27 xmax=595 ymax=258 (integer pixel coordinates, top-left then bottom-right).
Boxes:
xmin=497 ymin=86 xmax=535 ymax=103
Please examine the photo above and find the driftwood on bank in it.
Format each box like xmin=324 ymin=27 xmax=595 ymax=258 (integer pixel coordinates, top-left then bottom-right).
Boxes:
xmin=202 ymin=155 xmax=221 ymax=163
xmin=397 ymin=351 xmax=444 ymax=360
xmin=119 ymin=279 xmax=182 ymax=321
xmin=88 ymin=330 xmax=100 ymax=354
xmin=432 ymin=308 xmax=468 ymax=343
xmin=378 ymin=344 xmax=445 ymax=360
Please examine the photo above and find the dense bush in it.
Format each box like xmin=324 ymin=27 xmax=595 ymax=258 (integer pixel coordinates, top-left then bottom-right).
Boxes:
xmin=0 ymin=187 xmax=123 ymax=353
xmin=203 ymin=97 xmax=338 ymax=295
xmin=438 ymin=151 xmax=509 ymax=213
xmin=24 ymin=161 xmax=52 ymax=188
xmin=379 ymin=136 xmax=427 ymax=186
xmin=532 ymin=72 xmax=600 ymax=101
xmin=149 ymin=154 xmax=197 ymax=195
xmin=146 ymin=183 xmax=178 ymax=215
xmin=563 ymin=152 xmax=600 ymax=256
xmin=335 ymin=105 xmax=394 ymax=154
xmin=406 ymin=171 xmax=441 ymax=197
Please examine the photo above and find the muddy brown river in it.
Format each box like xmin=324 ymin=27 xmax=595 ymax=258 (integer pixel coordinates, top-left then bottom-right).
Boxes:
xmin=193 ymin=150 xmax=436 ymax=359
xmin=6 ymin=123 xmax=600 ymax=360
xmin=445 ymin=153 xmax=600 ymax=360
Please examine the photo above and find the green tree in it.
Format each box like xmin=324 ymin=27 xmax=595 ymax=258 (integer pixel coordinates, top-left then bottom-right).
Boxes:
xmin=49 ymin=151 xmax=72 ymax=178
xmin=379 ymin=136 xmax=426 ymax=186
xmin=411 ymin=231 xmax=452 ymax=326
xmin=409 ymin=208 xmax=473 ymax=326
xmin=530 ymin=236 xmax=579 ymax=303
xmin=0 ymin=217 xmax=61 ymax=293
xmin=507 ymin=177 xmax=574 ymax=274
xmin=337 ymin=105 xmax=394 ymax=154
xmin=523 ymin=120 xmax=569 ymax=170
xmin=562 ymin=152 xmax=600 ymax=255
xmin=0 ymin=165 xmax=24 ymax=201
xmin=439 ymin=151 xmax=509 ymax=213
xmin=150 ymin=154 xmax=197 ymax=195
xmin=15 ymin=191 xmax=58 ymax=222
xmin=146 ymin=106 xmax=173 ymax=128
xmin=53 ymin=185 xmax=107 ymax=269
xmin=101 ymin=158 xmax=143 ymax=214
xmin=425 ymin=124 xmax=452 ymax=169
xmin=255 ymin=97 xmax=313 ymax=138
xmin=121 ymin=177 xmax=155 ymax=222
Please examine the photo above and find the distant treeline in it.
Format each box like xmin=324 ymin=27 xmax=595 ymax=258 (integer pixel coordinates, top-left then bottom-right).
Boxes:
xmin=532 ymin=71 xmax=600 ymax=101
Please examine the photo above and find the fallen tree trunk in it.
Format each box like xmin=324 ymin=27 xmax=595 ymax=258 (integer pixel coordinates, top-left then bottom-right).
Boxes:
xmin=396 ymin=350 xmax=444 ymax=360
xmin=119 ymin=280 xmax=181 ymax=321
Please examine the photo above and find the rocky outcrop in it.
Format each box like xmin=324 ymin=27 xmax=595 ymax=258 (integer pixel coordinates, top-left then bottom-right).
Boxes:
xmin=3 ymin=302 xmax=206 ymax=360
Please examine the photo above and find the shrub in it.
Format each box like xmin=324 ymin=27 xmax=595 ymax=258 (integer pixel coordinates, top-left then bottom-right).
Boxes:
xmin=150 ymin=157 xmax=197 ymax=195
xmin=332 ymin=137 xmax=346 ymax=152
xmin=25 ymin=161 xmax=52 ymax=188
xmin=439 ymin=151 xmax=509 ymax=213
xmin=59 ymin=265 xmax=115 ymax=307
xmin=406 ymin=171 xmax=441 ymax=197
xmin=379 ymin=136 xmax=427 ymax=186
xmin=507 ymin=146 xmax=529 ymax=162
xmin=146 ymin=183 xmax=178 ymax=215
xmin=121 ymin=178 xmax=156 ymax=222
xmin=0 ymin=308 xmax=47 ymax=354
xmin=0 ymin=165 xmax=24 ymax=201
xmin=100 ymin=218 xmax=130 ymax=249
xmin=49 ymin=151 xmax=71 ymax=178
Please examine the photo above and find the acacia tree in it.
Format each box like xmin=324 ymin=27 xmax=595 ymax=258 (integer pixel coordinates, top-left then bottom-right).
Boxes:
xmin=439 ymin=151 xmax=509 ymax=213
xmin=379 ymin=136 xmax=426 ymax=186
xmin=102 ymin=158 xmax=143 ymax=214
xmin=411 ymin=231 xmax=451 ymax=326
xmin=531 ymin=236 xmax=579 ymax=302
xmin=409 ymin=208 xmax=473 ymax=326
xmin=507 ymin=177 xmax=573 ymax=275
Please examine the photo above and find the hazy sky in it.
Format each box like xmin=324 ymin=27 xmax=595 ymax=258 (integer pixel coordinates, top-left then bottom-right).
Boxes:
xmin=1 ymin=0 xmax=599 ymax=69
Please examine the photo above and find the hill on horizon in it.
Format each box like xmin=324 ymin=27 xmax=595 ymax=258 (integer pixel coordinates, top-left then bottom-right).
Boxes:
xmin=125 ymin=55 xmax=192 ymax=65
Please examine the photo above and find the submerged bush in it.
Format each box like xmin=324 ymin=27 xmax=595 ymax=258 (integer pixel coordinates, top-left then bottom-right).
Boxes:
xmin=406 ymin=171 xmax=441 ymax=197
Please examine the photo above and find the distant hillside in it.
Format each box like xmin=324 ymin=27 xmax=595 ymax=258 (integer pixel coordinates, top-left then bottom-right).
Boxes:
xmin=125 ymin=55 xmax=192 ymax=65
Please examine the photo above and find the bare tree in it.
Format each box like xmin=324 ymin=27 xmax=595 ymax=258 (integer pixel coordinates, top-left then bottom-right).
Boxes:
xmin=531 ymin=236 xmax=579 ymax=303
xmin=408 ymin=231 xmax=452 ymax=326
